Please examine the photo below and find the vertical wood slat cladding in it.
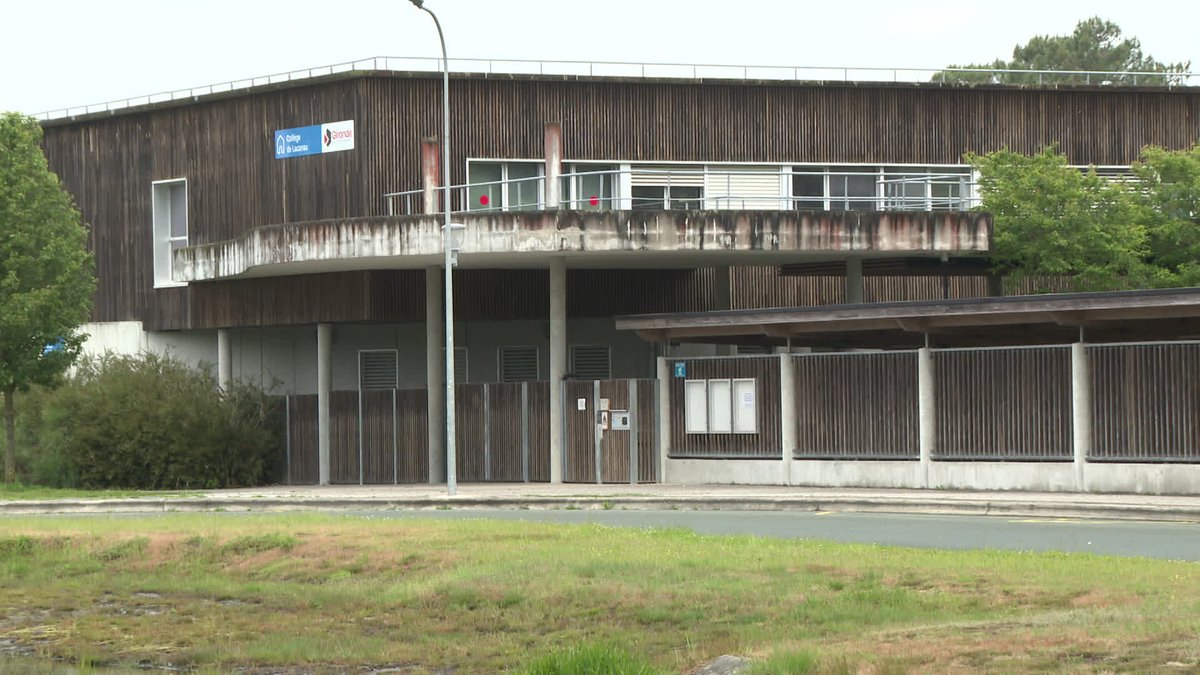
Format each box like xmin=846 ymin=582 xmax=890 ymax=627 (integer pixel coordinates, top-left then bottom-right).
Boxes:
xmin=668 ymin=357 xmax=782 ymax=458
xmin=487 ymin=382 xmax=525 ymax=482
xmin=563 ymin=380 xmax=596 ymax=483
xmin=454 ymin=384 xmax=487 ymax=482
xmin=1089 ymin=344 xmax=1200 ymax=461
xmin=453 ymin=382 xmax=550 ymax=482
xmin=42 ymin=74 xmax=1200 ymax=327
xmin=932 ymin=347 xmax=1072 ymax=460
xmin=527 ymin=382 xmax=551 ymax=482
xmin=793 ymin=353 xmax=919 ymax=459
xmin=329 ymin=390 xmax=361 ymax=483
xmin=360 ymin=390 xmax=396 ymax=484
xmin=394 ymin=389 xmax=430 ymax=483
xmin=599 ymin=380 xmax=632 ymax=484
xmin=286 ymin=394 xmax=320 ymax=485
xmin=637 ymin=380 xmax=659 ymax=482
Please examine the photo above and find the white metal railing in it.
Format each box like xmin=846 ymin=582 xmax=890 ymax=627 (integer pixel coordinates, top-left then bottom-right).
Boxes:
xmin=382 ymin=167 xmax=980 ymax=216
xmin=35 ymin=55 xmax=1199 ymax=120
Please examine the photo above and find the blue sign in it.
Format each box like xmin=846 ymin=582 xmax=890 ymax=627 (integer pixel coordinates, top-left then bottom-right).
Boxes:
xmin=274 ymin=120 xmax=356 ymax=160
xmin=42 ymin=338 xmax=66 ymax=356
xmin=673 ymin=361 xmax=687 ymax=378
xmin=274 ymin=124 xmax=322 ymax=159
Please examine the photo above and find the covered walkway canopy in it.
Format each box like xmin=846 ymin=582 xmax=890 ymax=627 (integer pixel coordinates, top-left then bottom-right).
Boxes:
xmin=616 ymin=287 xmax=1200 ymax=349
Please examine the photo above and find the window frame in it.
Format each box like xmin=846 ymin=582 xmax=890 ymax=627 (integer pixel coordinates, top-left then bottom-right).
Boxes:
xmin=151 ymin=178 xmax=189 ymax=289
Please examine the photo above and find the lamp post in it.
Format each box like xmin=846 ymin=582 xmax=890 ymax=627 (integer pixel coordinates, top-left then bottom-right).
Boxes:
xmin=410 ymin=0 xmax=457 ymax=496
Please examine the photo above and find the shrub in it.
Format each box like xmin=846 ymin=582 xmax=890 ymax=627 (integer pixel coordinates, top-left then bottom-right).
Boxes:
xmin=18 ymin=353 xmax=281 ymax=489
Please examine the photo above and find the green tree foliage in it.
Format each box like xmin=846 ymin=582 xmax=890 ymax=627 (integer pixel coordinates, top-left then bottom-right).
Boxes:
xmin=19 ymin=353 xmax=282 ymax=489
xmin=972 ymin=145 xmax=1200 ymax=292
xmin=1134 ymin=146 xmax=1200 ymax=286
xmin=0 ymin=112 xmax=96 ymax=483
xmin=937 ymin=17 xmax=1190 ymax=85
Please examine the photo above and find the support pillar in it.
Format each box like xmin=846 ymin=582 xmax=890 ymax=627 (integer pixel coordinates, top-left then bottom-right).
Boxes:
xmin=317 ymin=323 xmax=332 ymax=486
xmin=779 ymin=354 xmax=797 ymax=486
xmin=426 ymin=266 xmax=446 ymax=483
xmin=656 ymin=356 xmax=670 ymax=482
xmin=544 ymin=122 xmax=562 ymax=209
xmin=549 ymin=258 xmax=566 ymax=484
xmin=421 ymin=137 xmax=441 ymax=216
xmin=1071 ymin=341 xmax=1091 ymax=491
xmin=217 ymin=328 xmax=232 ymax=392
xmin=845 ymin=258 xmax=864 ymax=304
xmin=917 ymin=346 xmax=934 ymax=489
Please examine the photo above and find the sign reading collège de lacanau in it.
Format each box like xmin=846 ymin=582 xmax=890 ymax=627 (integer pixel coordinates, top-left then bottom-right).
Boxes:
xmin=273 ymin=120 xmax=355 ymax=159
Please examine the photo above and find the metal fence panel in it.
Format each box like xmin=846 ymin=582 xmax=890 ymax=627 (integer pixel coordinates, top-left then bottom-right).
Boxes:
xmin=1089 ymin=343 xmax=1200 ymax=462
xmin=793 ymin=352 xmax=919 ymax=460
xmin=933 ymin=346 xmax=1072 ymax=461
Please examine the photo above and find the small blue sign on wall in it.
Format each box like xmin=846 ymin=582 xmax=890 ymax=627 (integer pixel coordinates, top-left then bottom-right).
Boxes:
xmin=673 ymin=361 xmax=687 ymax=378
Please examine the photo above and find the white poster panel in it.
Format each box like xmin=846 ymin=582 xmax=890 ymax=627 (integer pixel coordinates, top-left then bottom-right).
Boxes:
xmin=733 ymin=378 xmax=757 ymax=434
xmin=684 ymin=380 xmax=708 ymax=433
xmin=708 ymin=379 xmax=733 ymax=434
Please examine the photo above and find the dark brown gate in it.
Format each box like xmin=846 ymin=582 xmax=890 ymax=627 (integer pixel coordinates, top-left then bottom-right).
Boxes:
xmin=563 ymin=379 xmax=659 ymax=483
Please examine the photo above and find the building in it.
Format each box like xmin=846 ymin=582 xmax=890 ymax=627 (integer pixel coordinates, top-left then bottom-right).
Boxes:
xmin=39 ymin=58 xmax=1200 ymax=491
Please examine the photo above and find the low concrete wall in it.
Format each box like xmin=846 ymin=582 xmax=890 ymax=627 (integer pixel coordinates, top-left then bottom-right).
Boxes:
xmin=667 ymin=458 xmax=786 ymax=485
xmin=668 ymin=456 xmax=1200 ymax=495
xmin=1084 ymin=464 xmax=1200 ymax=495
xmin=927 ymin=462 xmax=1077 ymax=492
xmin=790 ymin=460 xmax=925 ymax=489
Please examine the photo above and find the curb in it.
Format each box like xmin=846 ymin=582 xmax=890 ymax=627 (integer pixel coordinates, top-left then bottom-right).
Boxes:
xmin=3 ymin=496 xmax=1200 ymax=522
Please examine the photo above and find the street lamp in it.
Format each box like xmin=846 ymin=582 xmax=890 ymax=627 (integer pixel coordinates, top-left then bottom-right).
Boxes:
xmin=410 ymin=0 xmax=457 ymax=496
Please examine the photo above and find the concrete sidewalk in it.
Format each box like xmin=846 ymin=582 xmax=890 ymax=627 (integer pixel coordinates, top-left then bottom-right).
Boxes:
xmin=5 ymin=483 xmax=1200 ymax=522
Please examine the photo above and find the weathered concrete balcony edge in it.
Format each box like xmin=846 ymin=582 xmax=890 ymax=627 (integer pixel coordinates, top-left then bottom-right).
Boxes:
xmin=173 ymin=209 xmax=993 ymax=282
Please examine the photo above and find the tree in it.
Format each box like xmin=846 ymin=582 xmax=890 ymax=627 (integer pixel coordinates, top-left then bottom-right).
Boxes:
xmin=937 ymin=17 xmax=1190 ymax=86
xmin=1134 ymin=146 xmax=1200 ymax=286
xmin=0 ymin=112 xmax=96 ymax=483
xmin=970 ymin=147 xmax=1153 ymax=292
xmin=971 ymin=144 xmax=1200 ymax=292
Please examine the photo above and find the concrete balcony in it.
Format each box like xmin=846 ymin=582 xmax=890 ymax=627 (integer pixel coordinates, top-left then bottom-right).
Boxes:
xmin=172 ymin=209 xmax=992 ymax=283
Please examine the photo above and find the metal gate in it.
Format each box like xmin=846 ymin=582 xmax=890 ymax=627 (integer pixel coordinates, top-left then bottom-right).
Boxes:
xmin=562 ymin=379 xmax=659 ymax=483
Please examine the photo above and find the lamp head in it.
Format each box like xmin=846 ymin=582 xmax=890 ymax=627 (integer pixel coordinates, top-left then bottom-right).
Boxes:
xmin=408 ymin=0 xmax=424 ymax=6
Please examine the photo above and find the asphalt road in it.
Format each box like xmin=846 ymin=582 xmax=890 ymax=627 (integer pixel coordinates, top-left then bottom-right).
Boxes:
xmin=351 ymin=509 xmax=1200 ymax=561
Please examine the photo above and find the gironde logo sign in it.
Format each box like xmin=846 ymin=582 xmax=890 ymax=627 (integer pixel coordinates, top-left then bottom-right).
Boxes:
xmin=274 ymin=120 xmax=355 ymax=159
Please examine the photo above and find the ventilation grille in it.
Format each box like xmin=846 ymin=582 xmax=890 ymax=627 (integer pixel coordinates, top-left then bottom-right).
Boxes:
xmin=499 ymin=346 xmax=539 ymax=382
xmin=570 ymin=345 xmax=612 ymax=380
xmin=736 ymin=345 xmax=772 ymax=355
xmin=360 ymin=350 xmax=398 ymax=390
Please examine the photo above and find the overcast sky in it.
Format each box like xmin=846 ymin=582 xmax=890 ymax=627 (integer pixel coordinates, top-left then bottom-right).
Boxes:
xmin=4 ymin=0 xmax=1196 ymax=115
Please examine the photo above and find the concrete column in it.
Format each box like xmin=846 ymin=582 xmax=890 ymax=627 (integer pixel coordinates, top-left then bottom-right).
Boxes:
xmin=421 ymin=137 xmax=440 ymax=216
xmin=549 ymin=258 xmax=567 ymax=484
xmin=544 ymin=122 xmax=563 ymax=209
xmin=217 ymin=328 xmax=232 ymax=391
xmin=316 ymin=323 xmax=332 ymax=486
xmin=656 ymin=356 xmax=670 ymax=482
xmin=778 ymin=353 xmax=797 ymax=486
xmin=426 ymin=267 xmax=446 ymax=483
xmin=917 ymin=346 xmax=934 ymax=489
xmin=845 ymin=258 xmax=864 ymax=304
xmin=1071 ymin=341 xmax=1091 ymax=491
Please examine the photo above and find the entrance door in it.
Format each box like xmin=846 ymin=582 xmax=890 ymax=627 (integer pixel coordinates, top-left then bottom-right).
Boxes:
xmin=563 ymin=379 xmax=659 ymax=483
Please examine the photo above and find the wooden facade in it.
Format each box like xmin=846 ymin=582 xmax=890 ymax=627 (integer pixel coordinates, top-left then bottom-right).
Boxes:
xmin=38 ymin=72 xmax=1200 ymax=331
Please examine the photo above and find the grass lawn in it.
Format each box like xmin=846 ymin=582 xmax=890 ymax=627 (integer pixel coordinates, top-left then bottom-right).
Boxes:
xmin=1 ymin=513 xmax=1199 ymax=673
xmin=0 ymin=484 xmax=197 ymax=501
